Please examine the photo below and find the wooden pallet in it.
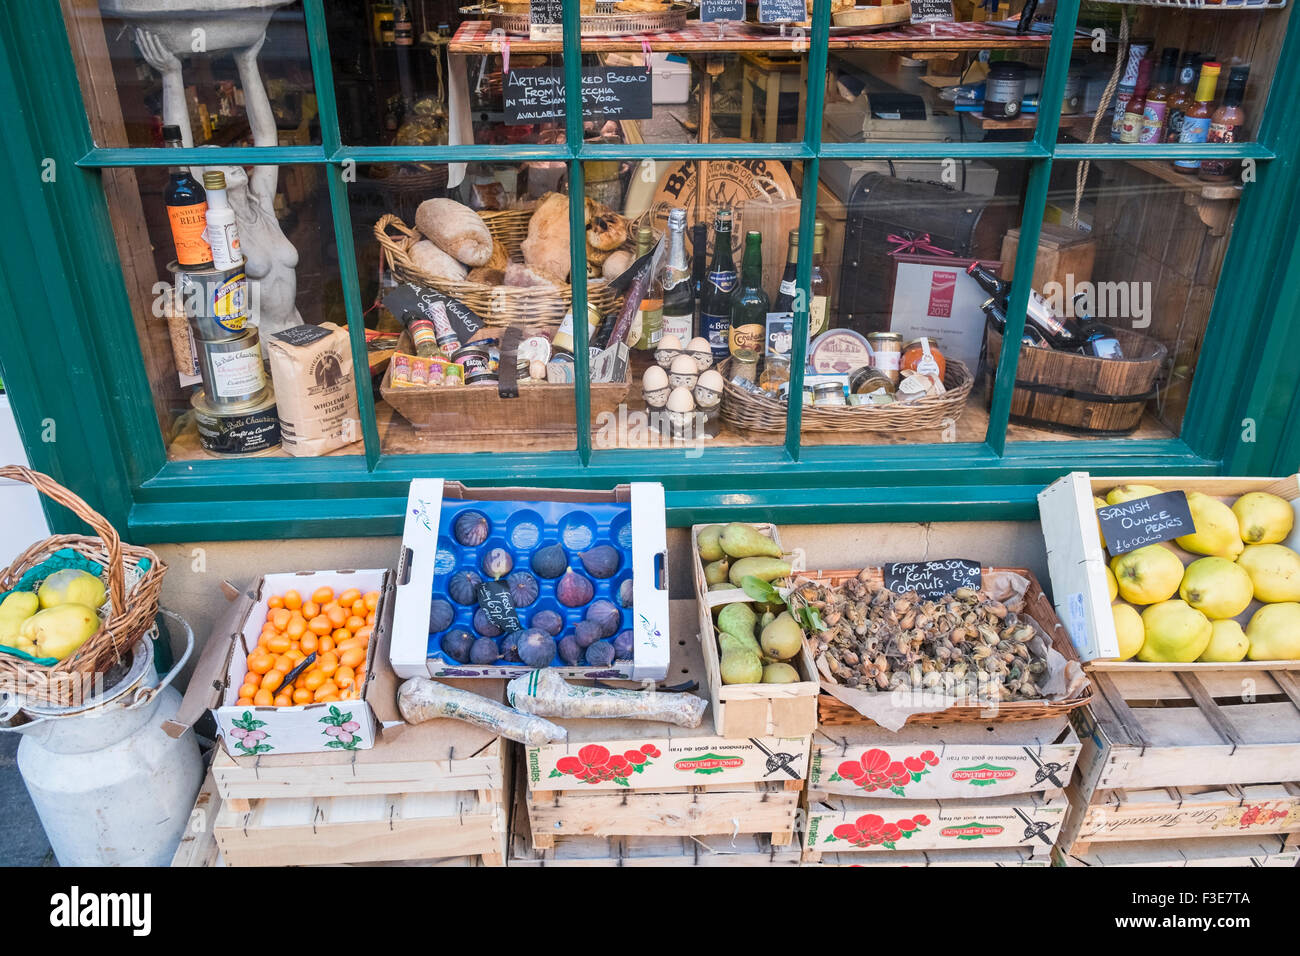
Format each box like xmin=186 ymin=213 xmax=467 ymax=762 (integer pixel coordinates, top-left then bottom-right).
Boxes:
xmin=809 ymin=716 xmax=1080 ymax=801
xmin=803 ymin=790 xmax=1066 ymax=863
xmin=172 ymin=774 xmax=487 ymax=867
xmin=1059 ymin=667 xmax=1300 ymax=857
xmin=1054 ymin=835 xmax=1299 ymax=868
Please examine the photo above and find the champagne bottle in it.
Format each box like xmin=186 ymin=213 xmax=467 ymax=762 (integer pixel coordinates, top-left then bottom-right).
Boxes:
xmin=699 ymin=209 xmax=737 ymax=361
xmin=728 ymin=230 xmax=768 ymax=357
xmin=659 ymin=208 xmax=694 ymax=343
xmin=773 ymin=229 xmax=799 ymax=313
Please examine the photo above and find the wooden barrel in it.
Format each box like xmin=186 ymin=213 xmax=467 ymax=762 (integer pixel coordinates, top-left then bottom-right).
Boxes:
xmin=985 ymin=325 xmax=1167 ymax=436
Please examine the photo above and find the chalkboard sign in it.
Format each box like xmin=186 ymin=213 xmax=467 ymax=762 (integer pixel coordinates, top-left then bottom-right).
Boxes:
xmin=1097 ymin=491 xmax=1196 ymax=556
xmin=758 ymin=0 xmax=806 ymax=24
xmin=702 ymin=0 xmax=746 ymax=21
xmin=475 ymin=581 xmax=522 ymax=633
xmin=530 ymin=0 xmax=563 ymax=25
xmin=910 ymin=0 xmax=955 ymax=23
xmin=883 ymin=559 xmax=982 ymax=599
xmin=503 ymin=66 xmax=653 ymax=125
xmin=385 ymin=281 xmax=485 ymax=344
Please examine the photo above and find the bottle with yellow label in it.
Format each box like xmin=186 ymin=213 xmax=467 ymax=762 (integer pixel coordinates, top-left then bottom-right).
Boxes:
xmin=728 ymin=230 xmax=768 ymax=358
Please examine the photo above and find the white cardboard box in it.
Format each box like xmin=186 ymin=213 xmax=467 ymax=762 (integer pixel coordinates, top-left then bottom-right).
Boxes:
xmin=390 ymin=479 xmax=670 ymax=682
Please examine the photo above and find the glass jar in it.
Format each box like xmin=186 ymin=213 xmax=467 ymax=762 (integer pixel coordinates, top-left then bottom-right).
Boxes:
xmin=759 ymin=353 xmax=791 ymax=395
xmin=901 ymin=337 xmax=947 ymax=381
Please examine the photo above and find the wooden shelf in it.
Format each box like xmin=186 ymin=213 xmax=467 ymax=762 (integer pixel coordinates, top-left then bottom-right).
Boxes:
xmin=1123 ymin=158 xmax=1244 ymax=202
xmin=449 ymin=20 xmax=1091 ymax=55
xmin=976 ymin=111 xmax=1099 ymax=131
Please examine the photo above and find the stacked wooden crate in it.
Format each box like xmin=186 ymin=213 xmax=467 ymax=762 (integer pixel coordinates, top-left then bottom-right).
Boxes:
xmin=173 ymin=690 xmax=510 ymax=868
xmin=513 ymin=599 xmax=808 ymax=859
xmin=801 ymin=716 xmax=1082 ymax=866
xmin=1055 ymin=667 xmax=1300 ymax=867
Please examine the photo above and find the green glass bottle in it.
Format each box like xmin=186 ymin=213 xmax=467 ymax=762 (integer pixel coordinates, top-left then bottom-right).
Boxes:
xmin=728 ymin=230 xmax=768 ymax=358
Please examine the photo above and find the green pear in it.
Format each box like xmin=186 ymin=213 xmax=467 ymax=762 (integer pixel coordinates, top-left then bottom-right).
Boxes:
xmin=719 ymin=629 xmax=762 ymax=658
xmin=728 ymin=556 xmax=792 ymax=587
xmin=1138 ymin=600 xmax=1212 ymax=663
xmin=1246 ymin=603 xmax=1300 ymax=661
xmin=1106 ymin=484 xmax=1164 ymax=506
xmin=1237 ymin=544 xmax=1300 ymax=603
xmin=1199 ymin=620 xmax=1249 ymax=663
xmin=703 ymin=558 xmax=731 ymax=586
xmin=1176 ymin=492 xmax=1244 ymax=559
xmin=719 ymin=523 xmax=782 ymax=559
xmin=37 ymin=569 xmax=107 ymax=611
xmin=1232 ymin=492 xmax=1295 ymax=545
xmin=0 ymin=590 xmax=39 ymax=620
xmin=1110 ymin=545 xmax=1184 ymax=605
xmin=21 ymin=603 xmax=100 ymax=661
xmin=696 ymin=525 xmax=725 ymax=562
xmin=762 ymin=662 xmax=800 ymax=683
xmin=760 ymin=611 xmax=804 ymax=661
xmin=1111 ymin=603 xmax=1144 ymax=661
xmin=1179 ymin=557 xmax=1254 ymax=620
xmin=720 ymin=648 xmax=763 ymax=684
xmin=717 ymin=603 xmax=757 ymax=639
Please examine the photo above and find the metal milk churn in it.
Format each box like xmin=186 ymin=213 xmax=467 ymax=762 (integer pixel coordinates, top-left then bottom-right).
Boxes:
xmin=0 ymin=611 xmax=202 ymax=866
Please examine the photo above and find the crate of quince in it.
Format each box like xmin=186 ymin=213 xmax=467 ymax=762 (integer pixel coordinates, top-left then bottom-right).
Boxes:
xmin=1039 ymin=472 xmax=1300 ymax=669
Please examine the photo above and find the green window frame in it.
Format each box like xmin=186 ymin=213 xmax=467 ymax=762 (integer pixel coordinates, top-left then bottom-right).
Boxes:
xmin=1 ymin=0 xmax=1298 ymax=542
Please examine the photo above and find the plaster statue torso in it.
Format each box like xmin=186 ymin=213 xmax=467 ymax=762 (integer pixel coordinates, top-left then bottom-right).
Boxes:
xmin=134 ymin=14 xmax=301 ymax=343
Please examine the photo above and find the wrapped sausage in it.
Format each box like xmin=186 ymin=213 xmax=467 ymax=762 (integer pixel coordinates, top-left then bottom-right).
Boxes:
xmin=506 ymin=669 xmax=708 ymax=728
xmin=397 ymin=677 xmax=566 ymax=746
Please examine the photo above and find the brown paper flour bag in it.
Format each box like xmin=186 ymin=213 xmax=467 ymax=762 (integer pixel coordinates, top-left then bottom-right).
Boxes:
xmin=267 ymin=323 xmax=361 ymax=456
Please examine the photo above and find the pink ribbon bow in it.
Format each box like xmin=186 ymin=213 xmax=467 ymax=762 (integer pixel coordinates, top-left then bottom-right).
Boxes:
xmin=887 ymin=232 xmax=955 ymax=257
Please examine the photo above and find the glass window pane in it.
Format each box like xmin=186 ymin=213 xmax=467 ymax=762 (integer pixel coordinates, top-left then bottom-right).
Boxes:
xmin=62 ymin=0 xmax=320 ymax=149
xmin=99 ymin=161 xmax=362 ymax=460
xmin=353 ymin=162 xmax=580 ymax=455
xmin=1000 ymin=158 xmax=1251 ymax=444
xmin=1059 ymin=3 xmax=1292 ymax=146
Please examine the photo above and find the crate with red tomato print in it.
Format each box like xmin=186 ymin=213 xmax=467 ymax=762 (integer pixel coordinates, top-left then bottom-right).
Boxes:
xmin=808 ymin=716 xmax=1081 ymax=801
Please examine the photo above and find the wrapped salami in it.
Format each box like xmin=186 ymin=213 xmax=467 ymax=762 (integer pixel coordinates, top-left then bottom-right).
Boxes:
xmin=397 ymin=677 xmax=566 ymax=746
xmin=506 ymin=669 xmax=708 ymax=728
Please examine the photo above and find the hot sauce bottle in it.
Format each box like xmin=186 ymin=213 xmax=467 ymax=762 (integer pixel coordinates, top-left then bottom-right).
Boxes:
xmin=1139 ymin=48 xmax=1180 ymax=144
xmin=1199 ymin=65 xmax=1251 ymax=182
xmin=1111 ymin=41 xmax=1152 ymax=142
xmin=1119 ymin=57 xmax=1154 ymax=143
xmin=1175 ymin=62 xmax=1223 ymax=173
xmin=1164 ymin=51 xmax=1203 ymax=143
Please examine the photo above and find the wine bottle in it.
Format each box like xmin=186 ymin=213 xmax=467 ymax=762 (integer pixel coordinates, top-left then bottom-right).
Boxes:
xmin=966 ymin=263 xmax=1085 ymax=351
xmin=660 ymin=208 xmax=694 ymax=343
xmin=1073 ymin=294 xmax=1124 ymax=358
xmin=690 ymin=221 xmax=707 ymax=337
xmin=810 ymin=220 xmax=830 ymax=337
xmin=773 ymin=228 xmax=799 ymax=313
xmin=630 ymin=225 xmax=663 ymax=349
xmin=728 ymin=230 xmax=768 ymax=357
xmin=699 ymin=209 xmax=737 ymax=361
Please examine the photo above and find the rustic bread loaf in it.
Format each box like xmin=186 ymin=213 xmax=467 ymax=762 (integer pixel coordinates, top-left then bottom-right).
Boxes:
xmin=414 ymin=198 xmax=493 ymax=267
xmin=409 ymin=239 xmax=468 ymax=281
xmin=520 ymin=192 xmax=571 ymax=281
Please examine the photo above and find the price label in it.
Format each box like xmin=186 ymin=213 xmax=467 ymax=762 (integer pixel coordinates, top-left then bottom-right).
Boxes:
xmin=758 ymin=0 xmax=806 ymax=23
xmin=503 ymin=66 xmax=652 ymax=125
xmin=529 ymin=0 xmax=564 ymax=39
xmin=1097 ymin=491 xmax=1195 ymax=556
xmin=475 ymin=581 xmax=522 ymax=634
xmin=701 ymin=0 xmax=746 ymax=21
xmin=883 ymin=559 xmax=982 ymax=599
xmin=910 ymin=0 xmax=955 ymax=24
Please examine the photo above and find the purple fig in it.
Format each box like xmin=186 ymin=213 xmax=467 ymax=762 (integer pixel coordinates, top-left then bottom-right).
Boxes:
xmin=585 ymin=640 xmax=615 ymax=667
xmin=556 ymin=568 xmax=595 ymax=607
xmin=448 ymin=570 xmax=482 ymax=606
xmin=469 ymin=636 xmax=500 ymax=665
xmin=453 ymin=510 xmax=490 ymax=547
xmin=507 ymin=571 xmax=540 ymax=608
xmin=585 ymin=599 xmax=621 ymax=639
xmin=617 ymin=578 xmax=634 ymax=608
xmin=613 ymin=629 xmax=634 ymax=659
xmin=531 ymin=543 xmax=568 ymax=579
xmin=517 ymin=628 xmax=557 ymax=668
xmin=472 ymin=606 xmax=503 ymax=638
xmin=441 ymin=628 xmax=474 ymax=664
xmin=498 ymin=630 xmax=523 ymax=663
xmin=578 ymin=544 xmax=621 ymax=579
xmin=558 ymin=635 xmax=583 ymax=665
xmin=573 ymin=619 xmax=603 ymax=649
xmin=428 ymin=599 xmax=455 ymax=633
xmin=481 ymin=547 xmax=514 ymax=580
xmin=531 ymin=608 xmax=564 ymax=636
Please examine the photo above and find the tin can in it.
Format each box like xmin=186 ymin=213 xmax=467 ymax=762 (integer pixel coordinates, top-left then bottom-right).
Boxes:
xmin=983 ymin=61 xmax=1027 ymax=120
xmin=813 ymin=382 xmax=847 ymax=406
xmin=196 ymin=329 xmax=267 ymax=405
xmin=191 ymin=386 xmax=281 ymax=457
xmin=866 ymin=331 xmax=904 ymax=386
xmin=169 ymin=259 xmax=249 ymax=342
xmin=452 ymin=343 xmax=493 ymax=379
xmin=849 ymin=365 xmax=894 ymax=396
xmin=1061 ymin=61 xmax=1084 ymax=115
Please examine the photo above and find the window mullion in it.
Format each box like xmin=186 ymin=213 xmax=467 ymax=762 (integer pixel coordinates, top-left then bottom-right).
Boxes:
xmin=565 ymin=1 xmax=592 ymax=465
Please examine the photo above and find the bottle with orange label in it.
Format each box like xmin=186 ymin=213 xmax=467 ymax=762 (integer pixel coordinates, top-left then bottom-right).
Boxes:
xmin=162 ymin=125 xmax=212 ymax=268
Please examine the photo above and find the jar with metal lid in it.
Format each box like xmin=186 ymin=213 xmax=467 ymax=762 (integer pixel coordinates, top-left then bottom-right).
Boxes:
xmin=813 ymin=382 xmax=846 ymax=406
xmin=901 ymin=337 xmax=946 ymax=381
xmin=866 ymin=331 xmax=904 ymax=386
xmin=758 ymin=353 xmax=790 ymax=394
xmin=731 ymin=347 xmax=760 ymax=383
xmin=983 ymin=61 xmax=1027 ymax=120
xmin=849 ymin=365 xmax=894 ymax=396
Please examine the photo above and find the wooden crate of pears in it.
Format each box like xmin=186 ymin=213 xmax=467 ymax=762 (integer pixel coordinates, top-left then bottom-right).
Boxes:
xmin=1039 ymin=472 xmax=1300 ymax=670
xmin=691 ymin=522 xmax=819 ymax=738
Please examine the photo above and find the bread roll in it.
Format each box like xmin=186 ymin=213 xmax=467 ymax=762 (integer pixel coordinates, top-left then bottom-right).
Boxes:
xmin=410 ymin=239 xmax=468 ymax=281
xmin=602 ymin=250 xmax=633 ymax=279
xmin=467 ymin=266 xmax=506 ymax=285
xmin=414 ymin=198 xmax=493 ymax=267
xmin=486 ymin=239 xmax=509 ymax=271
xmin=504 ymin=262 xmax=560 ymax=288
xmin=520 ymin=192 xmax=571 ymax=281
